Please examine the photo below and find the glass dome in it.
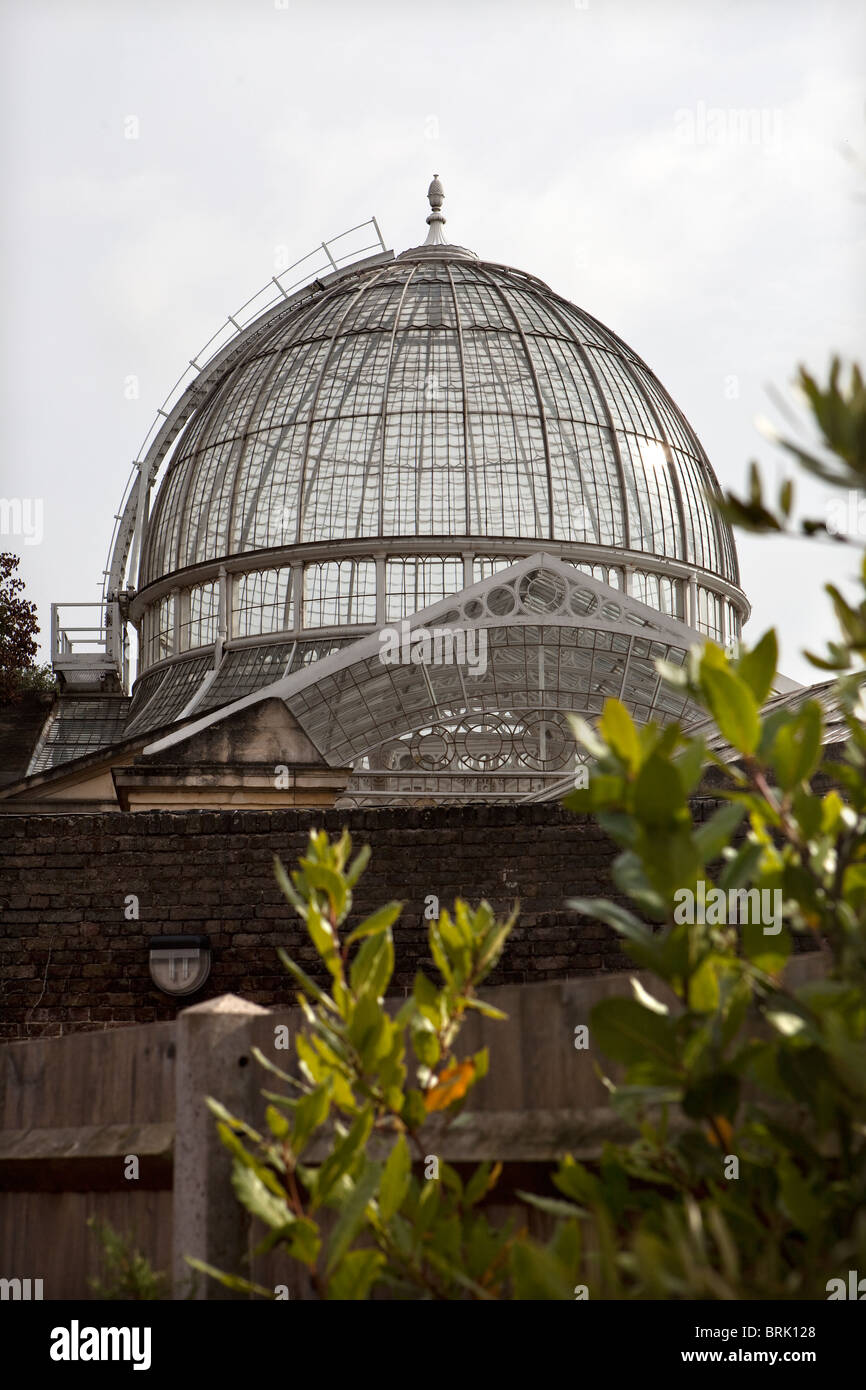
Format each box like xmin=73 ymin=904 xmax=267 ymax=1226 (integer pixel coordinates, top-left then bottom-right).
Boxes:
xmin=140 ymin=250 xmax=739 ymax=592
xmin=117 ymin=181 xmax=749 ymax=800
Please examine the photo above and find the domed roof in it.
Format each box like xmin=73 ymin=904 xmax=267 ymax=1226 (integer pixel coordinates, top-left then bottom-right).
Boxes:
xmin=139 ymin=184 xmax=739 ymax=590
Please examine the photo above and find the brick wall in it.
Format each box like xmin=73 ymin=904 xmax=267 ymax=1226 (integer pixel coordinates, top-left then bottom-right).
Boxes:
xmin=0 ymin=805 xmax=629 ymax=1038
xmin=0 ymin=797 xmax=819 ymax=1038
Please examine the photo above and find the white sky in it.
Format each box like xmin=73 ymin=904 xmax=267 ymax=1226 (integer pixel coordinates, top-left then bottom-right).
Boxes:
xmin=1 ymin=0 xmax=864 ymax=682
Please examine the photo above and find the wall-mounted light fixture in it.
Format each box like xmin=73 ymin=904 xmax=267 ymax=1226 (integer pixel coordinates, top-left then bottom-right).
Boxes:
xmin=148 ymin=934 xmax=212 ymax=997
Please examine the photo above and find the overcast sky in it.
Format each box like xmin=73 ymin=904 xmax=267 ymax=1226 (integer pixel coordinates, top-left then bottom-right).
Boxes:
xmin=1 ymin=0 xmax=864 ymax=682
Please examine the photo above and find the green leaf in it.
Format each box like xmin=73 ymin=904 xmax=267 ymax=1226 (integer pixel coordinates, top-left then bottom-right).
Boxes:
xmin=324 ymin=1160 xmax=382 ymax=1277
xmin=411 ymin=970 xmax=442 ymax=1030
xmin=510 ymin=1240 xmax=573 ymax=1300
xmin=184 ymin=1257 xmax=274 ymax=1299
xmin=655 ymin=656 xmax=690 ymax=689
xmin=291 ymin=1082 xmax=332 ymax=1152
xmin=612 ymin=852 xmax=667 ymax=921
xmin=637 ymin=823 xmax=702 ymax=902
xmin=590 ymin=997 xmax=679 ymax=1070
xmin=737 ymin=630 xmax=778 ymax=705
xmin=313 ymin=1106 xmax=374 ymax=1208
xmin=299 ymin=860 xmax=348 ymax=919
xmin=205 ymin=1097 xmax=262 ymax=1145
xmin=553 ymin=1155 xmax=602 ymax=1205
xmin=475 ymin=918 xmax=514 ymax=977
xmin=464 ymin=1161 xmax=502 ymax=1207
xmin=568 ymin=897 xmax=652 ymax=940
xmin=412 ymin=1023 xmax=440 ymax=1068
xmin=766 ymin=1009 xmax=810 ymax=1038
xmin=276 ymin=947 xmax=339 ymax=1015
xmin=688 ymin=955 xmax=722 ymax=1013
xmin=770 ymin=701 xmax=823 ymax=791
xmin=517 ymin=1191 xmax=588 ymax=1221
xmin=250 ymin=1046 xmax=300 ymax=1088
xmin=231 ymin=1163 xmax=293 ymax=1231
xmin=273 ymin=856 xmax=307 ymax=913
xmin=326 ymin=1248 xmax=385 ymax=1300
xmin=742 ymin=918 xmax=791 ymax=975
xmin=569 ymin=895 xmax=666 ymax=972
xmin=396 ymin=1093 xmax=425 ymax=1138
xmin=349 ymin=929 xmax=394 ymax=1000
xmin=718 ymin=840 xmax=763 ymax=891
xmin=599 ymin=698 xmax=642 ymax=771
xmin=344 ymin=901 xmax=402 ymax=946
xmin=344 ymin=843 xmax=371 ymax=889
xmin=457 ymin=995 xmax=508 ymax=1021
xmin=778 ymin=1159 xmax=822 ymax=1234
xmin=265 ymin=1104 xmax=290 ymax=1140
xmin=428 ymin=918 xmax=454 ymax=986
xmin=634 ymin=754 xmax=685 ymax=825
xmin=694 ymin=803 xmax=746 ymax=864
xmin=304 ymin=904 xmax=342 ymax=978
xmin=284 ymin=1218 xmax=321 ymax=1266
xmin=379 ymin=1134 xmax=411 ymax=1222
xmin=779 ymin=478 xmax=794 ymax=517
xmin=673 ymin=737 xmax=707 ymax=794
xmin=702 ymin=666 xmax=760 ymax=754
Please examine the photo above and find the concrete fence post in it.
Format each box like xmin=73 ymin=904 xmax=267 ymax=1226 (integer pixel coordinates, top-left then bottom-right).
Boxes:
xmin=173 ymin=993 xmax=270 ymax=1299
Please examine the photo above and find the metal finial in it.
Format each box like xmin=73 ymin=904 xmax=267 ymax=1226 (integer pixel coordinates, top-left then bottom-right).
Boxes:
xmin=424 ymin=174 xmax=448 ymax=246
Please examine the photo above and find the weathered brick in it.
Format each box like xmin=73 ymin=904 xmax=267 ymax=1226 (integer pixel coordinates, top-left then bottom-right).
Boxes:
xmin=0 ymin=803 xmax=822 ymax=1035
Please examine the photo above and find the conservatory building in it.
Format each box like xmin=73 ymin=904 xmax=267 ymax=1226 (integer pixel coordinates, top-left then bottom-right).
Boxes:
xmin=3 ymin=178 xmax=792 ymax=812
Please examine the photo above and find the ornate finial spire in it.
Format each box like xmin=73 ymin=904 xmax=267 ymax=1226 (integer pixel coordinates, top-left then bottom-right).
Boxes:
xmin=424 ymin=174 xmax=448 ymax=246
xmin=396 ymin=174 xmax=477 ymax=260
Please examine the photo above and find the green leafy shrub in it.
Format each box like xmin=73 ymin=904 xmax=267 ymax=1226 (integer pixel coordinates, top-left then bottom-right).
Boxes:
xmin=552 ymin=359 xmax=866 ymax=1298
xmin=13 ymin=662 xmax=57 ymax=695
xmin=87 ymin=1216 xmax=169 ymax=1300
xmin=189 ymin=831 xmax=530 ymax=1299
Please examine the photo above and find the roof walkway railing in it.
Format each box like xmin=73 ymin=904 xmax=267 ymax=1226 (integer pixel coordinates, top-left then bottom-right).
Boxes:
xmin=101 ymin=217 xmax=388 ymax=604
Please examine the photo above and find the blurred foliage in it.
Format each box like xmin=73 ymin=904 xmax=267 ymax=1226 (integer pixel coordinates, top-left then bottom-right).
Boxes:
xmin=87 ymin=1217 xmax=169 ymax=1301
xmin=558 ymin=357 xmax=866 ymax=1297
xmin=5 ymin=662 xmax=57 ymax=698
xmin=717 ymin=360 xmax=866 ymax=671
xmin=0 ymin=553 xmax=44 ymax=704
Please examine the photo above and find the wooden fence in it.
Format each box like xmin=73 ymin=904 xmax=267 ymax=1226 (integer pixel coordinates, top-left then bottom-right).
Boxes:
xmin=0 ymin=953 xmax=828 ymax=1300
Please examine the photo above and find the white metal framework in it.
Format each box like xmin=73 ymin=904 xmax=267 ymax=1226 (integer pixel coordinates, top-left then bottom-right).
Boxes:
xmin=47 ymin=180 xmax=753 ymax=800
xmin=139 ymin=554 xmax=727 ymax=803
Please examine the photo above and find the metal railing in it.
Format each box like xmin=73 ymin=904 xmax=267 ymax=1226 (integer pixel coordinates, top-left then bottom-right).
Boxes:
xmin=339 ymin=769 xmax=572 ymax=804
xmin=101 ymin=217 xmax=388 ymax=604
xmin=51 ymin=601 xmax=127 ymax=687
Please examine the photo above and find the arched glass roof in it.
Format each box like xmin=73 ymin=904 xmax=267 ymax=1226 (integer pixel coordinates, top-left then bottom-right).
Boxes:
xmin=139 ymin=250 xmax=739 ymax=589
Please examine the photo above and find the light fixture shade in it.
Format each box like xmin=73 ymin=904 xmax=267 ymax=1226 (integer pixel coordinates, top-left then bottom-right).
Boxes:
xmin=148 ymin=934 xmax=212 ymax=997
